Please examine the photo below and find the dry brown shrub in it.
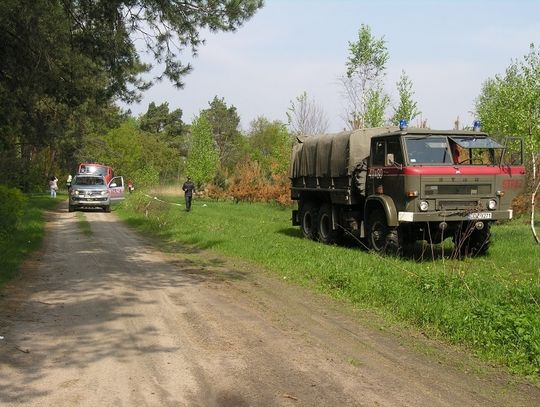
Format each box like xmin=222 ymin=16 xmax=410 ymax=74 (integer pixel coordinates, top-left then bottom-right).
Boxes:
xmin=205 ymin=183 xmax=227 ymax=200
xmin=206 ymin=159 xmax=292 ymax=206
xmin=228 ymin=160 xmax=264 ymax=202
xmin=512 ymin=192 xmax=540 ymax=217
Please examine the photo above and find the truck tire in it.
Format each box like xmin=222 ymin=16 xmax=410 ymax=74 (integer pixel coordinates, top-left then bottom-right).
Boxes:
xmin=317 ymin=204 xmax=340 ymax=244
xmin=104 ymin=205 xmax=111 ymax=213
xmin=300 ymin=202 xmax=318 ymax=240
xmin=366 ymin=209 xmax=401 ymax=255
xmin=454 ymin=222 xmax=491 ymax=257
xmin=68 ymin=204 xmax=74 ymax=213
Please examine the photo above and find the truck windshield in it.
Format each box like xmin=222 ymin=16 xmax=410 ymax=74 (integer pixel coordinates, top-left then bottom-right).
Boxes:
xmin=80 ymin=165 xmax=107 ymax=176
xmin=450 ymin=136 xmax=503 ymax=149
xmin=405 ymin=137 xmax=452 ymax=164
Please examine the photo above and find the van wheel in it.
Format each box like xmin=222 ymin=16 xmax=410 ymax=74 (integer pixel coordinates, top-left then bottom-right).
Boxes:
xmin=366 ymin=209 xmax=401 ymax=255
xmin=300 ymin=202 xmax=318 ymax=240
xmin=317 ymin=204 xmax=340 ymax=244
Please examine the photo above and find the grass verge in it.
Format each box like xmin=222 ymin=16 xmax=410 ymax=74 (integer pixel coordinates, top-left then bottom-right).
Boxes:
xmin=0 ymin=194 xmax=61 ymax=289
xmin=117 ymin=192 xmax=540 ymax=377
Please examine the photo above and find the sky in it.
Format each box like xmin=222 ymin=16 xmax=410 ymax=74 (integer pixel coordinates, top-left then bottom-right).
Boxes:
xmin=124 ymin=0 xmax=540 ymax=133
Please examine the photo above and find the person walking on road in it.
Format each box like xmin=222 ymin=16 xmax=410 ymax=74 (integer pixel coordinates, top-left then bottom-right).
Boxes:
xmin=182 ymin=177 xmax=195 ymax=211
xmin=49 ymin=176 xmax=58 ymax=198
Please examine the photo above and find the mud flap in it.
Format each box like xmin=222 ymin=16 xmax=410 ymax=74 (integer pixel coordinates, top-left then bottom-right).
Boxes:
xmin=292 ymin=210 xmax=300 ymax=226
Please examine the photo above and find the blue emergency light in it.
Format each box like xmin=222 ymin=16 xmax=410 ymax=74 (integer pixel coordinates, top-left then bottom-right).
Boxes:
xmin=399 ymin=119 xmax=408 ymax=130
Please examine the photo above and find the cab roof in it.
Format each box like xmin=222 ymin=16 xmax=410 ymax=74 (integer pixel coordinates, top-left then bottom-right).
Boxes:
xmin=383 ymin=128 xmax=489 ymax=137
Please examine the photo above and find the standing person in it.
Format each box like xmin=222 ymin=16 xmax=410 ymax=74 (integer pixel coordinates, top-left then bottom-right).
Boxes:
xmin=182 ymin=177 xmax=195 ymax=211
xmin=128 ymin=179 xmax=134 ymax=193
xmin=66 ymin=174 xmax=72 ymax=189
xmin=49 ymin=176 xmax=58 ymax=198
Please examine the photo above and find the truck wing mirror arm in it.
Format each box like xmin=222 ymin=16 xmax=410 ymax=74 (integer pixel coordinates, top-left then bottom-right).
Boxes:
xmin=386 ymin=153 xmax=403 ymax=169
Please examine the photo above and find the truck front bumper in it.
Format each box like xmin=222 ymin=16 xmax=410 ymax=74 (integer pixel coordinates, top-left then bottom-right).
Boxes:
xmin=398 ymin=209 xmax=513 ymax=223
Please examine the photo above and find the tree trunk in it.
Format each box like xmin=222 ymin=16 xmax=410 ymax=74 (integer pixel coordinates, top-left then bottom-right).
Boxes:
xmin=531 ymin=152 xmax=540 ymax=244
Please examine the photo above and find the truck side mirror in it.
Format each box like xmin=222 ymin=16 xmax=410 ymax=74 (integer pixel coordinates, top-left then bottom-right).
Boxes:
xmin=386 ymin=153 xmax=395 ymax=166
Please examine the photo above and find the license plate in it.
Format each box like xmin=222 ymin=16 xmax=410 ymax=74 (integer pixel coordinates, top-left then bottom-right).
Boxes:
xmin=466 ymin=212 xmax=492 ymax=220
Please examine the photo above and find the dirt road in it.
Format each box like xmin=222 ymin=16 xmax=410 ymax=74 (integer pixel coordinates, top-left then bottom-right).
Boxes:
xmin=0 ymin=204 xmax=538 ymax=406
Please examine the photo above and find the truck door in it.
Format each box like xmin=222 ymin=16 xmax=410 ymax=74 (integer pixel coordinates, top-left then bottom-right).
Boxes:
xmin=108 ymin=176 xmax=125 ymax=202
xmin=498 ymin=137 xmax=526 ymax=209
xmin=369 ymin=137 xmax=405 ymax=206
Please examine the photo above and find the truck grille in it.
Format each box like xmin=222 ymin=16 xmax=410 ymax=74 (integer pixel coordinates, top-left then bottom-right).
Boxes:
xmin=425 ymin=184 xmax=491 ymax=196
xmin=438 ymin=200 xmax=479 ymax=210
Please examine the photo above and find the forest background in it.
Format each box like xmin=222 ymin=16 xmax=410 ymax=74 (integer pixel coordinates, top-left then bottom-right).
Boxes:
xmin=1 ymin=0 xmax=539 ymax=211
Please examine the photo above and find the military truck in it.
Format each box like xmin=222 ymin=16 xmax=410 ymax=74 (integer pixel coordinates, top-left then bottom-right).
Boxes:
xmin=290 ymin=126 xmax=526 ymax=256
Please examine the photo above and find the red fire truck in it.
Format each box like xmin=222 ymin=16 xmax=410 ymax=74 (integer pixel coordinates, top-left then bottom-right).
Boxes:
xmin=77 ymin=163 xmax=114 ymax=184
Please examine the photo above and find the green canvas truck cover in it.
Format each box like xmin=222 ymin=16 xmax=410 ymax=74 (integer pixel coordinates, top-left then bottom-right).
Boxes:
xmin=290 ymin=126 xmax=398 ymax=178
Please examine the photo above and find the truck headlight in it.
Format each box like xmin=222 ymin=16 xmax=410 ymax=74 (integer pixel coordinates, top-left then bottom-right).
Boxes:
xmin=488 ymin=199 xmax=497 ymax=210
xmin=419 ymin=201 xmax=429 ymax=211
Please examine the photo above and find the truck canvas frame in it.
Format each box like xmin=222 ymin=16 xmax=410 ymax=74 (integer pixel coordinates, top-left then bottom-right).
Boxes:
xmin=290 ymin=126 xmax=526 ymax=257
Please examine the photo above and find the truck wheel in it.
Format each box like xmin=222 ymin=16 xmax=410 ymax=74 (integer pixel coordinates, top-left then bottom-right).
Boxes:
xmin=68 ymin=205 xmax=74 ymax=213
xmin=317 ymin=204 xmax=340 ymax=244
xmin=366 ymin=209 xmax=401 ymax=255
xmin=300 ymin=203 xmax=318 ymax=240
xmin=104 ymin=205 xmax=111 ymax=213
xmin=455 ymin=222 xmax=491 ymax=257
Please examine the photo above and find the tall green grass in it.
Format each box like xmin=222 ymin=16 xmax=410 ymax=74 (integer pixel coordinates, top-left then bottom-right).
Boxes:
xmin=0 ymin=194 xmax=61 ymax=289
xmin=117 ymin=193 xmax=540 ymax=376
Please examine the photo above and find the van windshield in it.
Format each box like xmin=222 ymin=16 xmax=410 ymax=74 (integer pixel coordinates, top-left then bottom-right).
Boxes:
xmin=74 ymin=176 xmax=105 ymax=186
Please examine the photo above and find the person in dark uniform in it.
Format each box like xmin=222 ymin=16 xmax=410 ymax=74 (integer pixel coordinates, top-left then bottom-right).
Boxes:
xmin=182 ymin=177 xmax=195 ymax=211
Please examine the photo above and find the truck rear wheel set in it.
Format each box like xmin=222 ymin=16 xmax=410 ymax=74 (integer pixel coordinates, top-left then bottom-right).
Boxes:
xmin=300 ymin=203 xmax=318 ymax=240
xmin=317 ymin=204 xmax=341 ymax=244
xmin=300 ymin=202 xmax=342 ymax=244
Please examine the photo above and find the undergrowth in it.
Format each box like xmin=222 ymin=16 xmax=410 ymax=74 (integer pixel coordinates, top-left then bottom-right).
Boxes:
xmin=0 ymin=194 xmax=61 ymax=289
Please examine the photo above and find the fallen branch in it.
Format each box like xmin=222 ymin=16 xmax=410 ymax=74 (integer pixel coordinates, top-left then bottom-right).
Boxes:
xmin=283 ymin=394 xmax=298 ymax=401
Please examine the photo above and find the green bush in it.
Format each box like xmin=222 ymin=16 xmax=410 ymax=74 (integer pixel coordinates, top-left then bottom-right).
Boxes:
xmin=132 ymin=166 xmax=160 ymax=188
xmin=0 ymin=185 xmax=27 ymax=237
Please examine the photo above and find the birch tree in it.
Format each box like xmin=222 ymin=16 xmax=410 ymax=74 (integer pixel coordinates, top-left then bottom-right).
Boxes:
xmin=340 ymin=24 xmax=389 ymax=129
xmin=476 ymin=44 xmax=540 ymax=243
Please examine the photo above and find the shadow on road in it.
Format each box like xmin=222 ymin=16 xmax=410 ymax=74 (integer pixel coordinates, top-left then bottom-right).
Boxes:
xmin=0 ymin=204 xmax=248 ymax=404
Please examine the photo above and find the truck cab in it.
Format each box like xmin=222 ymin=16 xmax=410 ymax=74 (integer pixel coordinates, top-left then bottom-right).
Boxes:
xmin=364 ymin=129 xmax=525 ymax=255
